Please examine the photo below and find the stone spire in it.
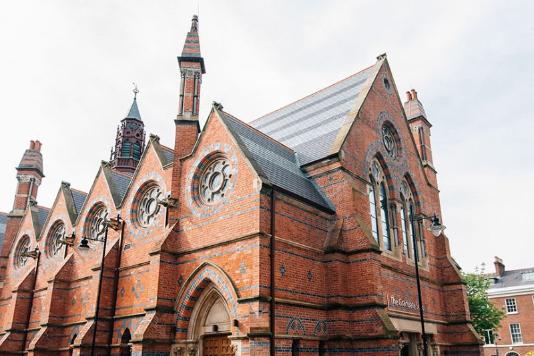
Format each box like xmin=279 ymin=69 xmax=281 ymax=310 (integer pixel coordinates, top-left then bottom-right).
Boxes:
xmin=110 ymin=85 xmax=146 ymax=173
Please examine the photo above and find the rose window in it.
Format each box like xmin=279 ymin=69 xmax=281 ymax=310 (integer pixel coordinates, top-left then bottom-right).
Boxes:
xmin=138 ymin=185 xmax=162 ymax=227
xmin=14 ymin=235 xmax=30 ymax=268
xmin=47 ymin=222 xmax=65 ymax=256
xmin=382 ymin=124 xmax=398 ymax=159
xmin=199 ymin=158 xmax=232 ymax=205
xmin=87 ymin=205 xmax=108 ymax=241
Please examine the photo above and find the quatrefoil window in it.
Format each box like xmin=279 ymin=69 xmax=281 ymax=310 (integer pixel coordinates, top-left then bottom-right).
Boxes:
xmin=47 ymin=221 xmax=65 ymax=257
xmin=137 ymin=185 xmax=162 ymax=227
xmin=199 ymin=157 xmax=232 ymax=205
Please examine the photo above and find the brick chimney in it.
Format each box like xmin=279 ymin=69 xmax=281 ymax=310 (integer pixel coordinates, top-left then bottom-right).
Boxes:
xmin=494 ymin=256 xmax=505 ymax=278
xmin=169 ymin=15 xmax=205 ymax=224
xmin=404 ymin=89 xmax=438 ymax=188
xmin=0 ymin=140 xmax=44 ymax=283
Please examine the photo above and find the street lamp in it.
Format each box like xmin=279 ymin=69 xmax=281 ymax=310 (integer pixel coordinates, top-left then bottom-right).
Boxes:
xmin=411 ymin=214 xmax=445 ymax=356
xmin=79 ymin=215 xmax=123 ymax=356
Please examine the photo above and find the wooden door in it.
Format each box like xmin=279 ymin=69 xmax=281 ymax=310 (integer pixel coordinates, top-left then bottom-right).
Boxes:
xmin=203 ymin=335 xmax=234 ymax=356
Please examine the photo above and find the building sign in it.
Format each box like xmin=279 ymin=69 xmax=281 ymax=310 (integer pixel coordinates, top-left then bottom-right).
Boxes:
xmin=387 ymin=295 xmax=424 ymax=312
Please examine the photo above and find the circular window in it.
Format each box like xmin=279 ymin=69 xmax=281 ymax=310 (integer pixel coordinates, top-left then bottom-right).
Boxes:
xmin=382 ymin=124 xmax=399 ymax=159
xmin=198 ymin=156 xmax=232 ymax=205
xmin=86 ymin=204 xmax=108 ymax=241
xmin=136 ymin=184 xmax=162 ymax=227
xmin=47 ymin=221 xmax=65 ymax=257
xmin=14 ymin=235 xmax=31 ymax=268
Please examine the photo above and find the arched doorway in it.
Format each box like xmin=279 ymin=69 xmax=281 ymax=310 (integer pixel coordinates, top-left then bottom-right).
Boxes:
xmin=120 ymin=328 xmax=132 ymax=356
xmin=192 ymin=287 xmax=234 ymax=356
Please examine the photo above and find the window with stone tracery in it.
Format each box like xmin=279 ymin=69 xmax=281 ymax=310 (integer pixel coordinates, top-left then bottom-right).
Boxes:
xmin=135 ymin=184 xmax=162 ymax=227
xmin=47 ymin=221 xmax=65 ymax=257
xmin=400 ymin=180 xmax=427 ymax=263
xmin=368 ymin=160 xmax=392 ymax=251
xmin=86 ymin=204 xmax=108 ymax=241
xmin=199 ymin=156 xmax=232 ymax=205
xmin=14 ymin=235 xmax=31 ymax=268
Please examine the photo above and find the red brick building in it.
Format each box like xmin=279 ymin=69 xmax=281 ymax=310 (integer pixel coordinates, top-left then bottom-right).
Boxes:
xmin=483 ymin=258 xmax=534 ymax=356
xmin=0 ymin=15 xmax=481 ymax=356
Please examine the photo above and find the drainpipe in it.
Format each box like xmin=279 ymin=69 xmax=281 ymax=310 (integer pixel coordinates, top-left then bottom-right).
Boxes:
xmin=107 ymin=220 xmax=125 ymax=353
xmin=269 ymin=188 xmax=276 ymax=356
xmin=21 ymin=248 xmax=41 ymax=353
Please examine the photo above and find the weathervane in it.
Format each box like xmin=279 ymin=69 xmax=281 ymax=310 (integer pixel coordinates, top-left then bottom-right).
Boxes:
xmin=132 ymin=82 xmax=139 ymax=99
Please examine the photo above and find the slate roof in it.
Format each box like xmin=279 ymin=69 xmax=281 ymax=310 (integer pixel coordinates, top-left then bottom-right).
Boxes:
xmin=250 ymin=61 xmax=381 ymax=165
xmin=0 ymin=212 xmax=7 ymax=255
xmin=159 ymin=146 xmax=174 ymax=166
xmin=125 ymin=97 xmax=142 ymax=121
xmin=31 ymin=206 xmax=50 ymax=236
xmin=490 ymin=267 xmax=534 ymax=289
xmin=107 ymin=170 xmax=133 ymax=206
xmin=217 ymin=109 xmax=334 ymax=212
xmin=70 ymin=189 xmax=88 ymax=215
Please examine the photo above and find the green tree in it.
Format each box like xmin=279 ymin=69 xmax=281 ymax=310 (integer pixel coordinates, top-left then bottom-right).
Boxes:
xmin=462 ymin=265 xmax=505 ymax=340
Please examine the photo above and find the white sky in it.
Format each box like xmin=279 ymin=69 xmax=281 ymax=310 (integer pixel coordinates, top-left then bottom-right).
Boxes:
xmin=1 ymin=1 xmax=532 ymax=272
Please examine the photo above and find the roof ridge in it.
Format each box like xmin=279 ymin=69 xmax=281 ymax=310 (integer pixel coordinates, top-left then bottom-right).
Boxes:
xmin=220 ymin=109 xmax=295 ymax=154
xmin=252 ymin=62 xmax=377 ymax=123
xmin=69 ymin=187 xmax=88 ymax=195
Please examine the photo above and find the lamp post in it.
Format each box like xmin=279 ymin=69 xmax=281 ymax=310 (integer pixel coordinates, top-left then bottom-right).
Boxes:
xmin=79 ymin=215 xmax=122 ymax=356
xmin=410 ymin=214 xmax=445 ymax=356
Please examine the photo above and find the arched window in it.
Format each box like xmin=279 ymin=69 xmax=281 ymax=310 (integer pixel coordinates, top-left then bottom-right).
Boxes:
xmin=120 ymin=328 xmax=132 ymax=356
xmin=368 ymin=160 xmax=392 ymax=251
xmin=400 ymin=180 xmax=426 ymax=262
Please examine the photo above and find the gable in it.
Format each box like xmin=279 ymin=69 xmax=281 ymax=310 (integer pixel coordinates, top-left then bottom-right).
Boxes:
xmin=75 ymin=165 xmax=118 ymax=226
xmin=250 ymin=59 xmax=383 ymax=165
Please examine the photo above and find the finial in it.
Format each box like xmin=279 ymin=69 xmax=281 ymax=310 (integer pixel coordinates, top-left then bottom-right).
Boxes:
xmin=132 ymin=82 xmax=139 ymax=99
xmin=191 ymin=15 xmax=199 ymax=32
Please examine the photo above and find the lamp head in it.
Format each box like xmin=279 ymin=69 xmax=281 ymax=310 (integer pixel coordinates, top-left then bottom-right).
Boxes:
xmin=429 ymin=215 xmax=446 ymax=237
xmin=79 ymin=237 xmax=90 ymax=249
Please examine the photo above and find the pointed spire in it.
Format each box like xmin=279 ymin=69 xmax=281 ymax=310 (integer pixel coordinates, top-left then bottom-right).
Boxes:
xmin=125 ymin=83 xmax=142 ymax=120
xmin=178 ymin=15 xmax=205 ymax=73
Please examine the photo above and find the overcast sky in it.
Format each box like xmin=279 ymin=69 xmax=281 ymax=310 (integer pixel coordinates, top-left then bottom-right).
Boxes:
xmin=1 ymin=1 xmax=532 ymax=272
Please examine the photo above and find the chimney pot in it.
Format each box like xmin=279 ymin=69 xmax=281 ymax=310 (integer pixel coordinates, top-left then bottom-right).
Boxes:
xmin=411 ymin=89 xmax=418 ymax=100
xmin=30 ymin=140 xmax=35 ymax=150
xmin=34 ymin=140 xmax=42 ymax=152
xmin=406 ymin=91 xmax=413 ymax=101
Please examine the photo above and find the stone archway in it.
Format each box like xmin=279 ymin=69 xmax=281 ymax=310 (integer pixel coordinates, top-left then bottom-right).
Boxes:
xmin=172 ymin=263 xmax=240 ymax=356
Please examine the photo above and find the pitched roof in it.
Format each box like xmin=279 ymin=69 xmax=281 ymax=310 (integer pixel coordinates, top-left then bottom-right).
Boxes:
xmin=125 ymin=97 xmax=142 ymax=120
xmin=0 ymin=212 xmax=7 ymax=255
xmin=217 ymin=108 xmax=334 ymax=212
xmin=70 ymin=188 xmax=88 ymax=215
xmin=31 ymin=206 xmax=50 ymax=237
xmin=106 ymin=169 xmax=133 ymax=207
xmin=250 ymin=60 xmax=382 ymax=165
xmin=490 ymin=267 xmax=534 ymax=290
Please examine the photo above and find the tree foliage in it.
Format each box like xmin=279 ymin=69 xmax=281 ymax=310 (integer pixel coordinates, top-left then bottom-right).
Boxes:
xmin=462 ymin=265 xmax=505 ymax=337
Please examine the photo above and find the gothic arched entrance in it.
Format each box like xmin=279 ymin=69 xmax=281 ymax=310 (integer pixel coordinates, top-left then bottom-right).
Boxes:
xmin=172 ymin=263 xmax=240 ymax=356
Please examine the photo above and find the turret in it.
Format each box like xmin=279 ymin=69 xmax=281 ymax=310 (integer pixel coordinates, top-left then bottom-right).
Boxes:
xmin=110 ymin=86 xmax=146 ymax=173
xmin=404 ymin=89 xmax=438 ymax=188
